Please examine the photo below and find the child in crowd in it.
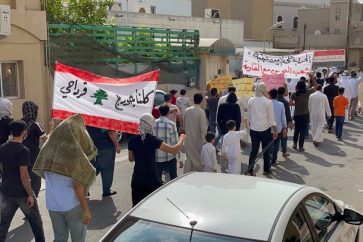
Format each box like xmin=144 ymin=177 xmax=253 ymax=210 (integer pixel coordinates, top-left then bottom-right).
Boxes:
xmin=333 ymin=87 xmax=349 ymax=141
xmin=222 ymin=120 xmax=248 ymax=174
xmin=201 ymin=132 xmax=218 ymax=172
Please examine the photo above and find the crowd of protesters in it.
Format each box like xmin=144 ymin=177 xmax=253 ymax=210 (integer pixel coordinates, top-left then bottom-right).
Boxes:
xmin=0 ymin=68 xmax=362 ymax=241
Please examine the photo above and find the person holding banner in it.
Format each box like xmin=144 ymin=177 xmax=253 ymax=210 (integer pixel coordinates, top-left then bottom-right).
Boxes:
xmin=246 ymin=83 xmax=278 ymax=176
xmin=87 ymin=127 xmax=120 ymax=197
xmin=128 ymin=113 xmax=185 ymax=206
xmin=289 ymin=75 xmax=317 ymax=152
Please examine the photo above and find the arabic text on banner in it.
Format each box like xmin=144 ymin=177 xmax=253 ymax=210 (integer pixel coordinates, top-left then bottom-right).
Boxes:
xmin=232 ymin=78 xmax=254 ymax=97
xmin=208 ymin=75 xmax=233 ymax=93
xmin=52 ymin=63 xmax=159 ymax=134
xmin=262 ymin=73 xmax=285 ymax=91
xmin=242 ymin=47 xmax=314 ymax=79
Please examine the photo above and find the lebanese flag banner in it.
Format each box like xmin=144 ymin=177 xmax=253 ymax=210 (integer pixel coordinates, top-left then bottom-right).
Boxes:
xmin=52 ymin=63 xmax=159 ymax=134
xmin=313 ymin=49 xmax=345 ymax=63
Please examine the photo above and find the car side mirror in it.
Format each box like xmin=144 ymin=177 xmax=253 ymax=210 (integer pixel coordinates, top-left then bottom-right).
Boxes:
xmin=343 ymin=208 xmax=363 ymax=225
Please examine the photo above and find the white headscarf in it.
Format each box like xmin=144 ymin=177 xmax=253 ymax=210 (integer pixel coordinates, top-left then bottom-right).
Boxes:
xmin=0 ymin=98 xmax=12 ymax=119
xmin=139 ymin=113 xmax=155 ymax=141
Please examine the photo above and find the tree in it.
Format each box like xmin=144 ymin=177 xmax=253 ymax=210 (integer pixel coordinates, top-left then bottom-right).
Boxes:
xmin=42 ymin=0 xmax=113 ymax=25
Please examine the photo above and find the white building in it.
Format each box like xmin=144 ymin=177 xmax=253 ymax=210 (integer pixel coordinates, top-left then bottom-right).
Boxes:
xmin=114 ymin=0 xmax=191 ymax=16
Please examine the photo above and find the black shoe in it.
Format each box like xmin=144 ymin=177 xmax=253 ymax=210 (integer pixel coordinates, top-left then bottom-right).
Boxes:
xmin=102 ymin=190 xmax=117 ymax=197
xmin=313 ymin=141 xmax=319 ymax=147
xmin=299 ymin=147 xmax=305 ymax=152
xmin=328 ymin=129 xmax=333 ymax=134
xmin=263 ymin=170 xmax=272 ymax=175
xmin=271 ymin=161 xmax=278 ymax=166
xmin=282 ymin=152 xmax=290 ymax=157
xmin=244 ymin=171 xmax=256 ymax=176
xmin=338 ymin=138 xmax=343 ymax=141
xmin=293 ymin=144 xmax=298 ymax=150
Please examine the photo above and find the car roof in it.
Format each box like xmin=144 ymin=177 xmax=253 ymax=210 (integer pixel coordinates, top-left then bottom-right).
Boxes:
xmin=130 ymin=173 xmax=306 ymax=241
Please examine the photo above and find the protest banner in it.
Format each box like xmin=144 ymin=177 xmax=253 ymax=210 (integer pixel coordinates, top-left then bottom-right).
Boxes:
xmin=233 ymin=78 xmax=254 ymax=97
xmin=242 ymin=47 xmax=314 ymax=79
xmin=286 ymin=78 xmax=299 ymax=93
xmin=52 ymin=63 xmax=159 ymax=134
xmin=208 ymin=75 xmax=233 ymax=93
xmin=262 ymin=73 xmax=285 ymax=91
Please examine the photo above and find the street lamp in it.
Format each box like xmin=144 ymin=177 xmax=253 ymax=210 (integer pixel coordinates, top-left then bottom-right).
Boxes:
xmin=263 ymin=21 xmax=285 ymax=52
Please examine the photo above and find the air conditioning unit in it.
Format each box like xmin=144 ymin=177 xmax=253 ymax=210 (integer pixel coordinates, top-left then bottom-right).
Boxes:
xmin=135 ymin=4 xmax=156 ymax=14
xmin=0 ymin=5 xmax=11 ymax=36
xmin=205 ymin=8 xmax=220 ymax=18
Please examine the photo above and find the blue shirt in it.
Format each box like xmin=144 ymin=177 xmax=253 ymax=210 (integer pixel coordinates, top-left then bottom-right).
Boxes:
xmin=45 ymin=172 xmax=80 ymax=212
xmin=272 ymin=99 xmax=287 ymax=133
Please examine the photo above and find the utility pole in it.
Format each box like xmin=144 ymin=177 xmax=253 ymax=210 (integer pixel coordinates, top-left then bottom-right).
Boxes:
xmin=302 ymin=23 xmax=307 ymax=51
xmin=345 ymin=0 xmax=354 ymax=69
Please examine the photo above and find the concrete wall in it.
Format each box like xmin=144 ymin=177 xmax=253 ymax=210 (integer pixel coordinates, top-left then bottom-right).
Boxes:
xmin=111 ymin=11 xmax=244 ymax=47
xmin=191 ymin=0 xmax=273 ymax=40
xmin=0 ymin=0 xmax=48 ymax=126
xmin=298 ymin=8 xmax=331 ymax=34
xmin=199 ymin=53 xmax=228 ymax=91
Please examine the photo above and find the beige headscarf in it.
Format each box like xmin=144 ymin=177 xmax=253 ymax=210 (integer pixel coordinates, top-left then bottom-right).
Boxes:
xmin=33 ymin=114 xmax=97 ymax=189
xmin=255 ymin=82 xmax=268 ymax=98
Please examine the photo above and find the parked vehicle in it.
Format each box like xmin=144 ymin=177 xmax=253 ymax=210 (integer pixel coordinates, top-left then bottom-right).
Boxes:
xmin=101 ymin=173 xmax=362 ymax=242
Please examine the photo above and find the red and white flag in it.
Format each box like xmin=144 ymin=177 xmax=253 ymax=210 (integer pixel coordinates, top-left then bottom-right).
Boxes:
xmin=313 ymin=49 xmax=345 ymax=63
xmin=52 ymin=63 xmax=159 ymax=134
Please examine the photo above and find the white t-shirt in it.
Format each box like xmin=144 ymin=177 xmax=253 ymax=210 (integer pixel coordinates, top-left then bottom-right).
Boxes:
xmin=201 ymin=143 xmax=217 ymax=172
xmin=45 ymin=172 xmax=80 ymax=212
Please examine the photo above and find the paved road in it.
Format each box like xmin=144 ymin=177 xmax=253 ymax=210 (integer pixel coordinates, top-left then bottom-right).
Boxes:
xmin=7 ymin=116 xmax=363 ymax=241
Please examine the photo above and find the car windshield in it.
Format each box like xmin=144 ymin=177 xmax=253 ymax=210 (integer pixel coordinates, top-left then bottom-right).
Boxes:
xmin=109 ymin=216 xmax=257 ymax=242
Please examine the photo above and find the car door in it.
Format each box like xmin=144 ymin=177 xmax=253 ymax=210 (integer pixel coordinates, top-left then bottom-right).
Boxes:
xmin=282 ymin=206 xmax=316 ymax=242
xmin=301 ymin=194 xmax=358 ymax=242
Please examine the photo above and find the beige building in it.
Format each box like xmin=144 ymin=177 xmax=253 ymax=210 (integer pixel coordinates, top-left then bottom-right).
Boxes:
xmin=191 ymin=0 xmax=273 ymax=41
xmin=273 ymin=0 xmax=363 ymax=69
xmin=0 ymin=0 xmax=48 ymax=126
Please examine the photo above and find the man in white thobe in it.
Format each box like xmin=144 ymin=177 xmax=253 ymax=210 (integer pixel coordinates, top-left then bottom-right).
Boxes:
xmin=338 ymin=75 xmax=352 ymax=120
xmin=348 ymin=71 xmax=363 ymax=120
xmin=308 ymin=85 xmax=331 ymax=147
xmin=183 ymin=93 xmax=208 ymax=172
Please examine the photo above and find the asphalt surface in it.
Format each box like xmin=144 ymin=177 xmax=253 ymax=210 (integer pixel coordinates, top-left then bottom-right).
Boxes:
xmin=6 ymin=116 xmax=363 ymax=241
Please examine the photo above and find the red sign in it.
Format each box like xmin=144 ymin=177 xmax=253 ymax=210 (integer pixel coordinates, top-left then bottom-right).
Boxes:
xmin=262 ymin=73 xmax=285 ymax=91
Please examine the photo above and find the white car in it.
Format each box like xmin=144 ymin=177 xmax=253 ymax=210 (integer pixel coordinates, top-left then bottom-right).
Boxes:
xmin=101 ymin=173 xmax=362 ymax=242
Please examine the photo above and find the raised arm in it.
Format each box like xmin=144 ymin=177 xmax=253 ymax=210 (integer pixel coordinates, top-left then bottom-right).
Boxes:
xmin=159 ymin=134 xmax=186 ymax=155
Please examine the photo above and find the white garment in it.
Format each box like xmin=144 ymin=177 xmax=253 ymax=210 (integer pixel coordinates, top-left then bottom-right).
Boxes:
xmin=222 ymin=130 xmax=248 ymax=174
xmin=201 ymin=143 xmax=218 ymax=172
xmin=338 ymin=76 xmax=352 ymax=119
xmin=308 ymin=91 xmax=331 ymax=143
xmin=183 ymin=104 xmax=208 ymax=172
xmin=176 ymin=96 xmax=191 ymax=116
xmin=349 ymin=74 xmax=363 ymax=98
xmin=248 ymin=96 xmax=276 ymax=131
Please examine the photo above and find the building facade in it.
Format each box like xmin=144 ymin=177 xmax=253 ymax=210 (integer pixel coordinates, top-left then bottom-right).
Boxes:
xmin=273 ymin=0 xmax=329 ymax=32
xmin=191 ymin=0 xmax=273 ymax=41
xmin=0 ymin=0 xmax=48 ymax=125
